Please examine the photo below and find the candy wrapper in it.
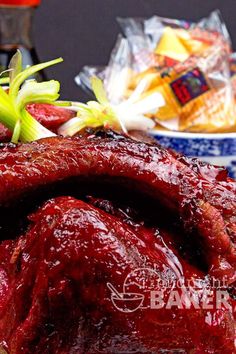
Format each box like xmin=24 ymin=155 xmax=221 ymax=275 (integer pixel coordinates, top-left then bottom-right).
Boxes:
xmin=230 ymin=53 xmax=236 ymax=98
xmin=76 ymin=35 xmax=133 ymax=104
xmin=76 ymin=10 xmax=236 ymax=133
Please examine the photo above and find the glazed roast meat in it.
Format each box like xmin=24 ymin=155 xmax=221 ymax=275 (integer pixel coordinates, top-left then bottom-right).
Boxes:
xmin=0 ymin=103 xmax=75 ymax=141
xmin=0 ymin=196 xmax=235 ymax=353
xmin=0 ymin=132 xmax=234 ymax=353
xmin=0 ymin=133 xmax=235 ymax=283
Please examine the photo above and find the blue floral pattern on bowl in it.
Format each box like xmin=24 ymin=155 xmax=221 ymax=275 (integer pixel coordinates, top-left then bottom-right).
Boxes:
xmin=151 ymin=131 xmax=236 ymax=179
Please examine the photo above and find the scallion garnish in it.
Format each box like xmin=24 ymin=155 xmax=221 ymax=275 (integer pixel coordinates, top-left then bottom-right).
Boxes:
xmin=0 ymin=50 xmax=63 ymax=143
xmin=58 ymin=76 xmax=163 ymax=136
xmin=58 ymin=77 xmax=125 ymax=136
xmin=0 ymin=51 xmax=162 ymax=142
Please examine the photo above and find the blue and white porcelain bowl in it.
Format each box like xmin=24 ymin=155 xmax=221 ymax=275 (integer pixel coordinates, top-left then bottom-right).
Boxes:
xmin=151 ymin=130 xmax=236 ymax=179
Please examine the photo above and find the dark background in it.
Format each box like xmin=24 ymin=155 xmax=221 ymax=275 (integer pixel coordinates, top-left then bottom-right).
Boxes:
xmin=33 ymin=0 xmax=236 ymax=100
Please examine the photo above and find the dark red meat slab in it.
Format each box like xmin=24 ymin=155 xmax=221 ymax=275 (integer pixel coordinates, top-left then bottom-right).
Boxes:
xmin=26 ymin=104 xmax=75 ymax=132
xmin=0 ymin=197 xmax=234 ymax=353
xmin=0 ymin=103 xmax=75 ymax=141
xmin=0 ymin=135 xmax=235 ymax=284
xmin=0 ymin=124 xmax=11 ymax=142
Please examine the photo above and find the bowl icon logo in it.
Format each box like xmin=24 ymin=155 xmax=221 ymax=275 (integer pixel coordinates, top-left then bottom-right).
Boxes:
xmin=107 ymin=266 xmax=178 ymax=312
xmin=107 ymin=282 xmax=144 ymax=313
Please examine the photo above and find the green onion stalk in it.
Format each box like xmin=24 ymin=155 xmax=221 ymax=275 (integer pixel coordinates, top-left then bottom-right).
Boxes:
xmin=58 ymin=76 xmax=159 ymax=137
xmin=0 ymin=50 xmax=64 ymax=143
xmin=58 ymin=77 xmax=125 ymax=137
xmin=0 ymin=50 xmax=157 ymax=143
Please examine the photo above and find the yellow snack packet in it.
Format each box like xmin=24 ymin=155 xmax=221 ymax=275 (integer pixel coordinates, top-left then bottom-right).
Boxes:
xmin=155 ymin=27 xmax=190 ymax=62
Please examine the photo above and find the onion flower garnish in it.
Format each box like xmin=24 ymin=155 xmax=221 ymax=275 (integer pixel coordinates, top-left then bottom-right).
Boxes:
xmin=0 ymin=50 xmax=164 ymax=142
xmin=58 ymin=77 xmax=125 ymax=136
xmin=58 ymin=77 xmax=164 ymax=136
xmin=0 ymin=50 xmax=63 ymax=143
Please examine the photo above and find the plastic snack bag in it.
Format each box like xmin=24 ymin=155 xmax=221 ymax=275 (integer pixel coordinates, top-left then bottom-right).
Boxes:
xmin=117 ymin=10 xmax=231 ymax=71
xmin=75 ymin=35 xmax=133 ymax=104
xmin=76 ymin=10 xmax=236 ymax=133
xmin=117 ymin=10 xmax=235 ymax=133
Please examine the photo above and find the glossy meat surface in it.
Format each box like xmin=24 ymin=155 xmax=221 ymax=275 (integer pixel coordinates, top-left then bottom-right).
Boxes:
xmin=0 ymin=133 xmax=234 ymax=353
xmin=26 ymin=104 xmax=75 ymax=132
xmin=0 ymin=196 xmax=235 ymax=353
xmin=0 ymin=103 xmax=75 ymax=141
xmin=0 ymin=134 xmax=235 ymax=284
